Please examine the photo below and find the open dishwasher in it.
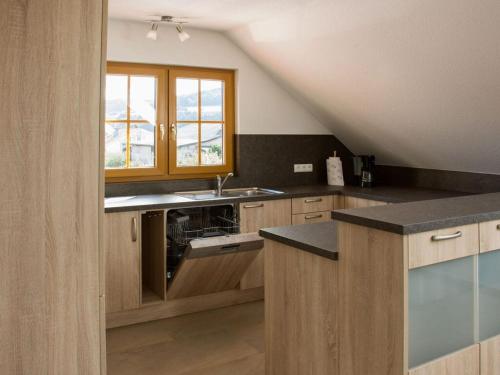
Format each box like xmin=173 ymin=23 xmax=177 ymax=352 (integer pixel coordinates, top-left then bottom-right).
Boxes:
xmin=166 ymin=204 xmax=263 ymax=299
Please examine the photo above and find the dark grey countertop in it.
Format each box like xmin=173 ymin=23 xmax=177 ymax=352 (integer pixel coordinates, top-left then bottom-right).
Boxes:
xmin=259 ymin=222 xmax=338 ymax=261
xmin=104 ymin=184 xmax=466 ymax=213
xmin=332 ymin=192 xmax=500 ymax=234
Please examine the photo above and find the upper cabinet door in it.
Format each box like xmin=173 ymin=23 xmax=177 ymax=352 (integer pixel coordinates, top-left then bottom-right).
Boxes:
xmin=104 ymin=211 xmax=141 ymax=313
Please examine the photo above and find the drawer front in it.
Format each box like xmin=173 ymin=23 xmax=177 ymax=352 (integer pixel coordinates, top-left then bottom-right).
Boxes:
xmin=292 ymin=195 xmax=333 ymax=214
xmin=409 ymin=344 xmax=479 ymax=375
xmin=408 ymin=224 xmax=479 ymax=269
xmin=480 ymin=220 xmax=500 ymax=253
xmin=292 ymin=211 xmax=331 ymax=225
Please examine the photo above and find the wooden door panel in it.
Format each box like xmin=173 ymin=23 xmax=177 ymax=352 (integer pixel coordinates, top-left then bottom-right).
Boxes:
xmin=104 ymin=212 xmax=141 ymax=313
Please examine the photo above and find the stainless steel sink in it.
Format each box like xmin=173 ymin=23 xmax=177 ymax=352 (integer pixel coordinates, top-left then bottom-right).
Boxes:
xmin=175 ymin=187 xmax=284 ymax=200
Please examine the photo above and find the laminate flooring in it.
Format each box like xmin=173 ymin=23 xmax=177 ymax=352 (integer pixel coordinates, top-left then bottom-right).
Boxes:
xmin=106 ymin=301 xmax=264 ymax=375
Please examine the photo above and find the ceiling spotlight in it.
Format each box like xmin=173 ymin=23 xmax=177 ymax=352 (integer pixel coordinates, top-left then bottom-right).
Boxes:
xmin=146 ymin=23 xmax=159 ymax=40
xmin=176 ymin=24 xmax=190 ymax=42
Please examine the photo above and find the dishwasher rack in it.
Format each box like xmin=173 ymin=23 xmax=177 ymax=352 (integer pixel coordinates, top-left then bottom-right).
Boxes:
xmin=166 ymin=205 xmax=240 ymax=282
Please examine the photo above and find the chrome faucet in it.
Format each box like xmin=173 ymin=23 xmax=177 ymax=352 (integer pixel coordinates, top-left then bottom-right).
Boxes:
xmin=216 ymin=173 xmax=234 ymax=196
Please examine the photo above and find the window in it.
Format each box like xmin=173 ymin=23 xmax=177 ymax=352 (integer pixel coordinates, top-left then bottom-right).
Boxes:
xmin=105 ymin=63 xmax=234 ymax=182
xmin=105 ymin=64 xmax=166 ymax=178
xmin=169 ymin=68 xmax=234 ymax=175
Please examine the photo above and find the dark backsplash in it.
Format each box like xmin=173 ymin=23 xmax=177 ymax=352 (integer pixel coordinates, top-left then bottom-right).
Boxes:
xmin=377 ymin=165 xmax=500 ymax=194
xmin=106 ymin=134 xmax=353 ymax=197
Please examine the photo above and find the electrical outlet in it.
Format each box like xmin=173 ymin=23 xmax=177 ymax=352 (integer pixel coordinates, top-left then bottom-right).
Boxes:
xmin=294 ymin=163 xmax=313 ymax=173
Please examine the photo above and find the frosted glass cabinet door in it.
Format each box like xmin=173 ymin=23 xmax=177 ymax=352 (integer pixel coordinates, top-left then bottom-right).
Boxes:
xmin=409 ymin=256 xmax=476 ymax=369
xmin=479 ymin=249 xmax=500 ymax=341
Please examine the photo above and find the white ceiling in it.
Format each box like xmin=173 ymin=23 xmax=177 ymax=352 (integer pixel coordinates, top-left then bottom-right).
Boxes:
xmin=108 ymin=0 xmax=315 ymax=30
xmin=109 ymin=0 xmax=500 ymax=174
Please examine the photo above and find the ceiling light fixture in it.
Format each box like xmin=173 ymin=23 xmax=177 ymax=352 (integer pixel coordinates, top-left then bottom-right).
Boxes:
xmin=144 ymin=15 xmax=191 ymax=42
xmin=176 ymin=24 xmax=190 ymax=42
xmin=146 ymin=23 xmax=158 ymax=40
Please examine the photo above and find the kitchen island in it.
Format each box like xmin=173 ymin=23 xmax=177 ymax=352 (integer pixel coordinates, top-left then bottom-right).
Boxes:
xmin=260 ymin=192 xmax=500 ymax=375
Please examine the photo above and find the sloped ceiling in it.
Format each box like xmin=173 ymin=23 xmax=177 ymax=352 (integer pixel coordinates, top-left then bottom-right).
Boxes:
xmin=109 ymin=0 xmax=500 ymax=174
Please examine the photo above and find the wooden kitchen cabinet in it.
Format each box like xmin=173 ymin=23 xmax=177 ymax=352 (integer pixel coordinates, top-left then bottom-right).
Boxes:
xmin=344 ymin=196 xmax=387 ymax=209
xmin=408 ymin=224 xmax=479 ymax=269
xmin=292 ymin=195 xmax=334 ymax=214
xmin=481 ymin=335 xmax=500 ymax=375
xmin=265 ymin=240 xmax=338 ymax=375
xmin=292 ymin=211 xmax=331 ymax=225
xmin=479 ymin=220 xmax=500 ymax=253
xmin=409 ymin=345 xmax=479 ymax=375
xmin=104 ymin=211 xmax=141 ymax=313
xmin=239 ymin=199 xmax=292 ymax=289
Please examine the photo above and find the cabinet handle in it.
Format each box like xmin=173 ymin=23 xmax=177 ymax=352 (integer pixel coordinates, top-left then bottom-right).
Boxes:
xmin=305 ymin=198 xmax=322 ymax=203
xmin=243 ymin=203 xmax=264 ymax=209
xmin=131 ymin=217 xmax=137 ymax=242
xmin=431 ymin=231 xmax=462 ymax=241
xmin=305 ymin=214 xmax=323 ymax=220
xmin=497 ymin=224 xmax=500 ymax=230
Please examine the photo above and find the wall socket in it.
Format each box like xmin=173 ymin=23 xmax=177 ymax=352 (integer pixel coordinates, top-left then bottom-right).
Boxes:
xmin=294 ymin=163 xmax=313 ymax=173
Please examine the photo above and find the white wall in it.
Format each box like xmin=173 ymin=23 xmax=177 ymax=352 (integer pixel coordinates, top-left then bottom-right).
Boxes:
xmin=227 ymin=0 xmax=500 ymax=174
xmin=107 ymin=19 xmax=331 ymax=135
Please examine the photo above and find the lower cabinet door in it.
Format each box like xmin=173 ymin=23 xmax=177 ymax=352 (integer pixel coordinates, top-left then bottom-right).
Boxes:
xmin=409 ymin=345 xmax=479 ymax=375
xmin=479 ymin=249 xmax=500 ymax=341
xmin=481 ymin=335 xmax=500 ymax=375
xmin=408 ymin=256 xmax=476 ymax=368
xmin=104 ymin=211 xmax=141 ymax=313
xmin=239 ymin=199 xmax=292 ymax=289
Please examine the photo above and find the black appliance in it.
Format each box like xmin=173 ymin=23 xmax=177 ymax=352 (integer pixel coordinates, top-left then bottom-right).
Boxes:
xmin=353 ymin=155 xmax=375 ymax=187
xmin=166 ymin=204 xmax=239 ymax=283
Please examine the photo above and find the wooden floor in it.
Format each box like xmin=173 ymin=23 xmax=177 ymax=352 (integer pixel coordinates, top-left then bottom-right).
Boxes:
xmin=106 ymin=301 xmax=264 ymax=375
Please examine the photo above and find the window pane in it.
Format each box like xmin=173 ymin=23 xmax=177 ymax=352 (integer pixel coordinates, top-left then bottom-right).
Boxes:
xmin=130 ymin=123 xmax=156 ymax=168
xmin=201 ymin=123 xmax=223 ymax=165
xmin=176 ymin=78 xmax=198 ymax=121
xmin=176 ymin=123 xmax=199 ymax=167
xmin=105 ymin=75 xmax=128 ymax=120
xmin=130 ymin=76 xmax=157 ymax=122
xmin=105 ymin=122 xmax=127 ymax=168
xmin=201 ymin=80 xmax=223 ymax=121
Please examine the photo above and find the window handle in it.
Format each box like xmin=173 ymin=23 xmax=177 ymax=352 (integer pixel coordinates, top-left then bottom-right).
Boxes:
xmin=170 ymin=123 xmax=176 ymax=137
xmin=160 ymin=124 xmax=165 ymax=141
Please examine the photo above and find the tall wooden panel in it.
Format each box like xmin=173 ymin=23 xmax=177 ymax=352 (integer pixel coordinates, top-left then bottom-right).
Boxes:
xmin=337 ymin=222 xmax=407 ymax=375
xmin=265 ymin=240 xmax=338 ymax=375
xmin=0 ymin=0 xmax=105 ymax=373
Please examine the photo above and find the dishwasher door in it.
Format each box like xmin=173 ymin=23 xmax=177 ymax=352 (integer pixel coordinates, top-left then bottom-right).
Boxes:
xmin=166 ymin=233 xmax=263 ymax=299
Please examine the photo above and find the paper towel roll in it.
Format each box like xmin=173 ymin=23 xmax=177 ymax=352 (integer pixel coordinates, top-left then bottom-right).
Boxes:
xmin=327 ymin=156 xmax=344 ymax=186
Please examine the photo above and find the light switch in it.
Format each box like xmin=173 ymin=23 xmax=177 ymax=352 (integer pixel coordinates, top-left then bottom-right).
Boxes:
xmin=294 ymin=164 xmax=313 ymax=173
